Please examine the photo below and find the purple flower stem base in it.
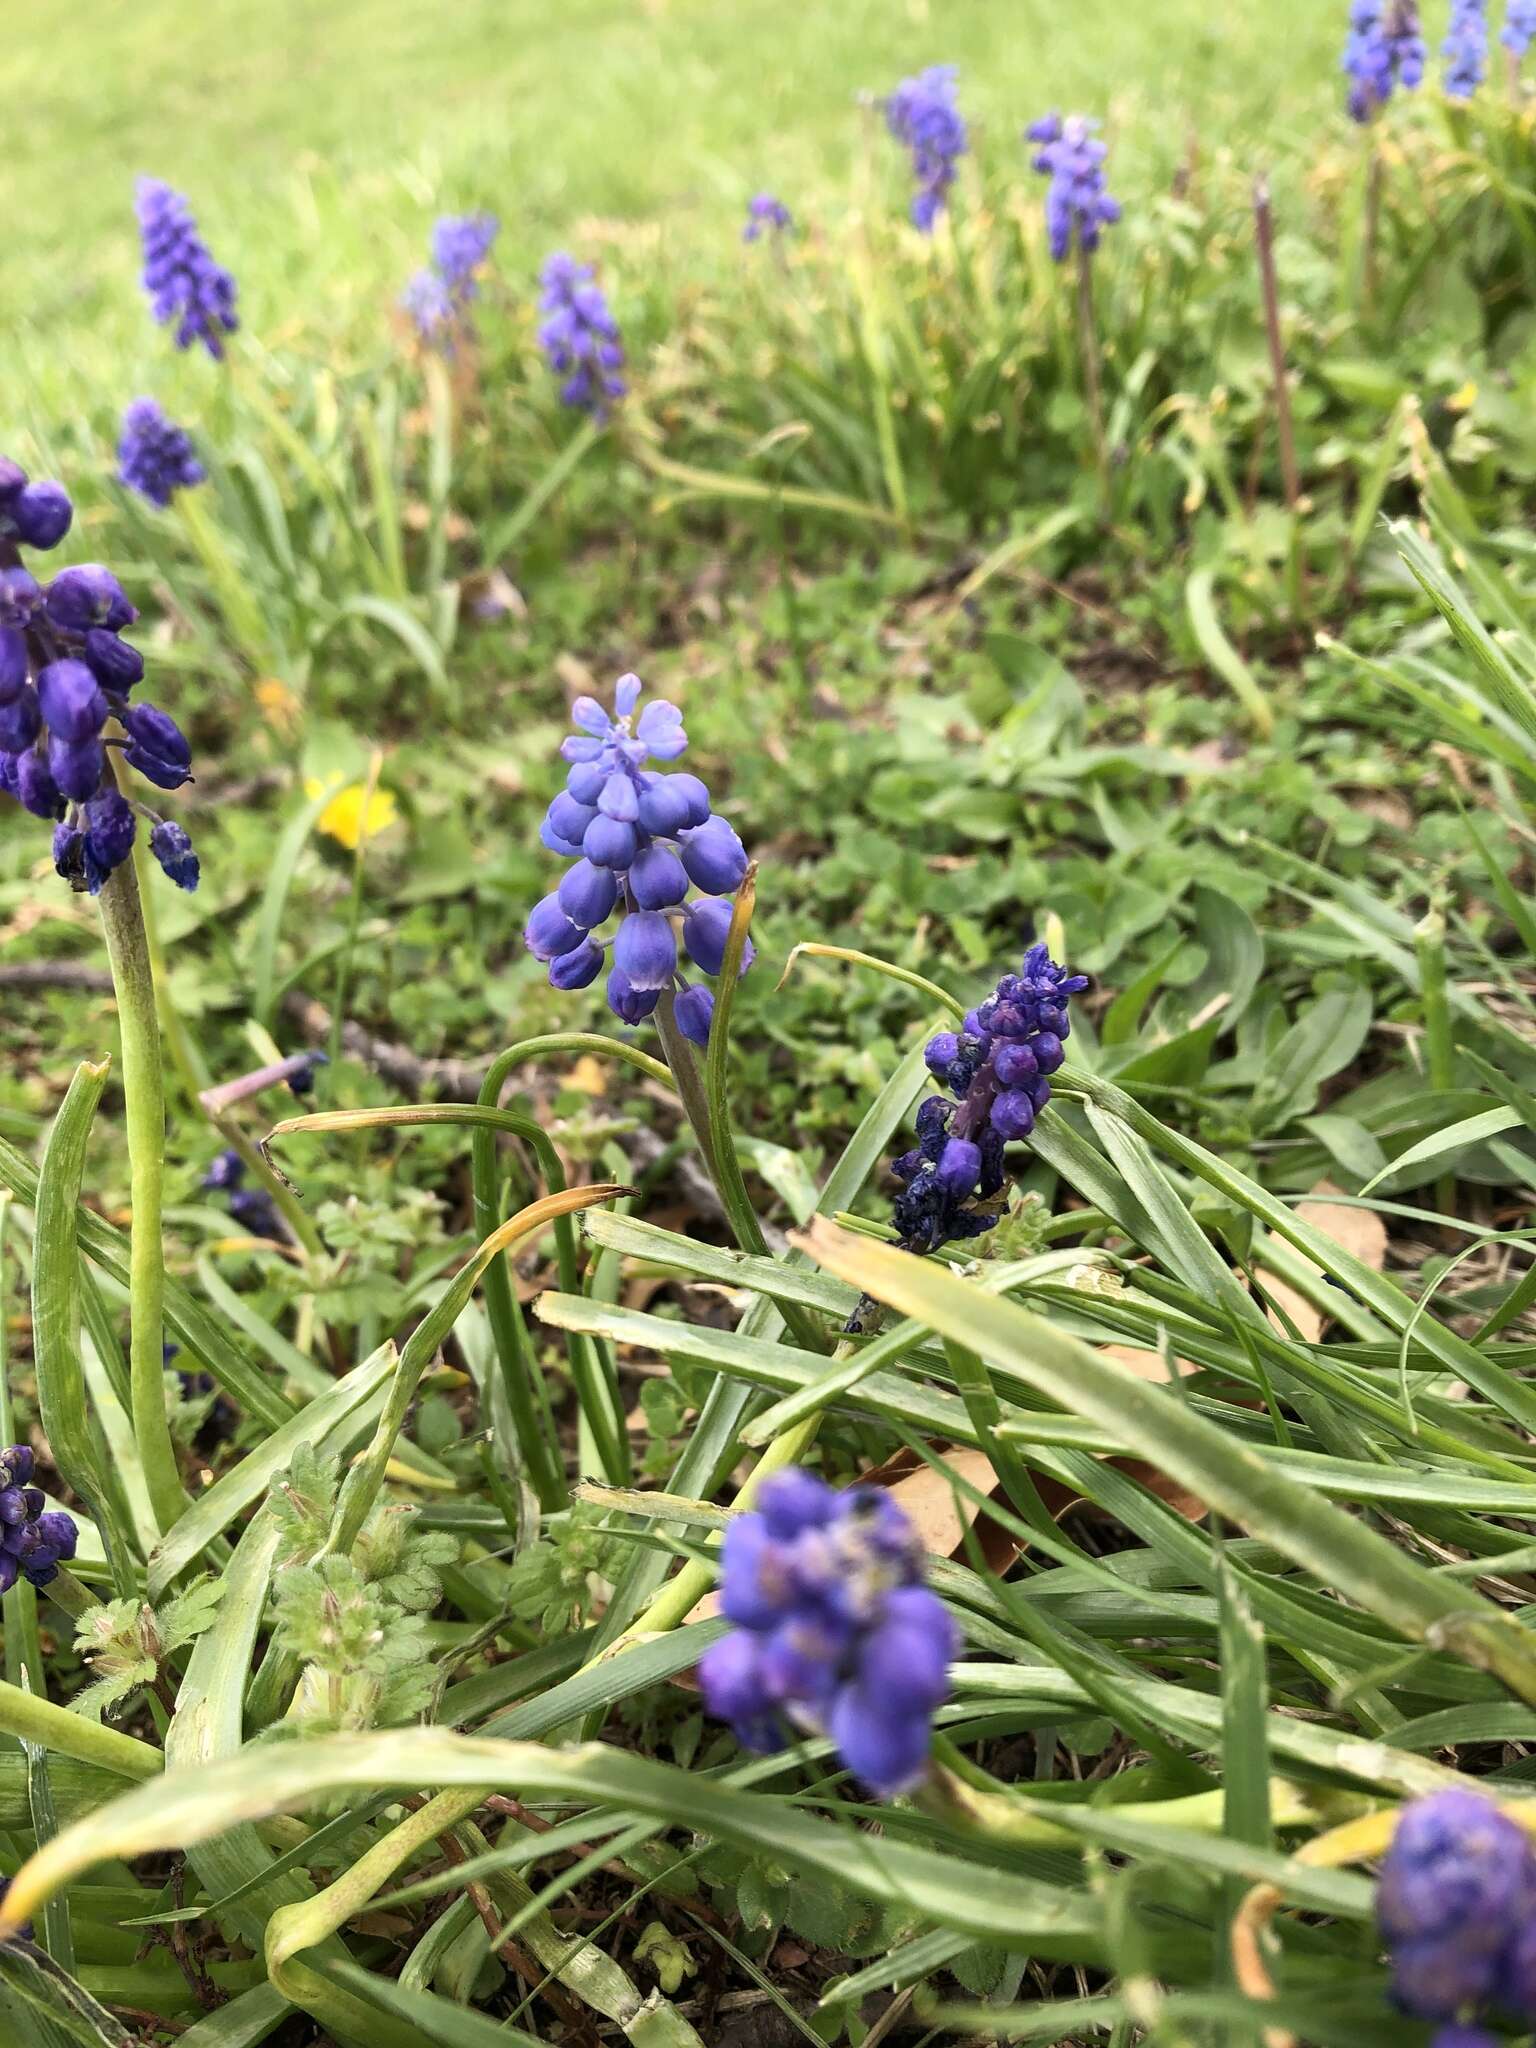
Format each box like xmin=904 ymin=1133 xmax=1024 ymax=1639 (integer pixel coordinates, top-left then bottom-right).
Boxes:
xmin=1074 ymin=243 xmax=1110 ymax=519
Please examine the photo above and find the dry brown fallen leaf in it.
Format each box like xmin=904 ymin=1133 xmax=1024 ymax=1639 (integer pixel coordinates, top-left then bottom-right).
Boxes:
xmin=1259 ymin=1180 xmax=1387 ymax=1344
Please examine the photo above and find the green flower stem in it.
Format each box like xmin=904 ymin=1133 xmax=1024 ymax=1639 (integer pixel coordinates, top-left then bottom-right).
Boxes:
xmin=96 ymin=856 xmax=187 ymax=1538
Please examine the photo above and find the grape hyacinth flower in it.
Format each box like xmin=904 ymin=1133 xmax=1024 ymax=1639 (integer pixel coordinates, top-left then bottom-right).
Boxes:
xmin=117 ymin=398 xmax=205 ymax=508
xmin=882 ymin=65 xmax=968 ymax=231
xmin=135 ymin=179 xmax=239 ymax=359
xmin=1503 ymin=0 xmax=1536 ymax=58
xmin=1444 ymin=0 xmax=1490 ymax=95
xmin=1378 ymin=1788 xmax=1536 ymax=2019
xmin=1026 ymin=113 xmax=1122 ymax=263
xmin=0 ymin=1445 xmax=78 ymax=1593
xmin=1342 ymin=1 xmax=1427 ymax=117
xmin=698 ymin=1468 xmax=957 ymax=1795
xmin=524 ymin=673 xmax=750 ymax=1041
xmin=537 ymin=253 xmax=625 ymax=415
xmin=402 ymin=211 xmax=499 ymax=348
xmin=202 ymin=1149 xmax=283 ymax=1240
xmin=743 ymin=193 xmax=793 ymax=242
xmin=0 ymin=458 xmax=197 ymax=895
xmin=889 ymin=943 xmax=1087 ymax=1255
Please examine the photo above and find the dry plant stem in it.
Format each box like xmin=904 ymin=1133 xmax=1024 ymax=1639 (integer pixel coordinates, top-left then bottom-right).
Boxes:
xmin=1363 ymin=140 xmax=1383 ymax=311
xmin=1254 ymin=175 xmax=1301 ymax=512
xmin=95 ymin=851 xmax=186 ymax=1538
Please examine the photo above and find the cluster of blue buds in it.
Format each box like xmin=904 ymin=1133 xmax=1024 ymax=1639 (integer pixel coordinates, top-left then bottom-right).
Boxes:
xmin=1443 ymin=0 xmax=1489 ymax=94
xmin=0 ymin=1445 xmax=78 ymax=1593
xmin=1378 ymin=1789 xmax=1536 ymax=2022
xmin=117 ymin=398 xmax=205 ymax=509
xmin=135 ymin=179 xmax=239 ymax=360
xmin=1505 ymin=0 xmax=1536 ymax=60
xmin=698 ymin=1468 xmax=957 ymax=1796
xmin=402 ymin=211 xmax=499 ymax=347
xmin=891 ymin=942 xmax=1086 ymax=1254
xmin=743 ymin=193 xmax=793 ymax=243
xmin=1026 ymin=114 xmax=1122 ymax=264
xmin=525 ymin=674 xmax=750 ymax=1042
xmin=538 ymin=253 xmax=626 ymax=415
xmin=882 ymin=65 xmax=968 ymax=232
xmin=0 ymin=460 xmax=198 ymax=895
xmin=1342 ymin=2 xmax=1427 ymax=119
xmin=203 ymin=1150 xmax=283 ymax=1240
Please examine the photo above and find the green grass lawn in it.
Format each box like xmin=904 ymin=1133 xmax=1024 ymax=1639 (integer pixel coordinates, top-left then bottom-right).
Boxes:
xmin=9 ymin=6 xmax=1536 ymax=2046
xmin=9 ymin=0 xmax=1337 ymax=401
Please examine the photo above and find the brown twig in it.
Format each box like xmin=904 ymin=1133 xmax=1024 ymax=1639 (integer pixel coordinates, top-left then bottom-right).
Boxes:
xmin=1253 ymin=175 xmax=1301 ymax=514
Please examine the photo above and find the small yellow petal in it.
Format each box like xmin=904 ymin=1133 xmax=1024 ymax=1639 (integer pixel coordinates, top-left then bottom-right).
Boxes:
xmin=1447 ymin=379 xmax=1479 ymax=414
xmin=303 ymin=775 xmax=398 ymax=851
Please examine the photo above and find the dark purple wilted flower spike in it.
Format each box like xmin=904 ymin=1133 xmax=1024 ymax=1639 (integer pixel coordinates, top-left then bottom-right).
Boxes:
xmin=888 ymin=943 xmax=1087 ymax=1255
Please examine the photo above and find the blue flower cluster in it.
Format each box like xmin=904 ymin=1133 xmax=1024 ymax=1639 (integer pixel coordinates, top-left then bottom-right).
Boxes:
xmin=883 ymin=66 xmax=968 ymax=232
xmin=525 ymin=675 xmax=750 ymax=1041
xmin=1343 ymin=2 xmax=1427 ymax=119
xmin=203 ymin=1149 xmax=283 ymax=1239
xmin=538 ymin=253 xmax=625 ymax=415
xmin=1379 ymin=1789 xmax=1536 ymax=2022
xmin=1 ymin=461 xmax=198 ymax=895
xmin=402 ymin=211 xmax=499 ymax=346
xmin=891 ymin=942 xmax=1086 ymax=1253
xmin=0 ymin=1445 xmax=78 ymax=1593
xmin=1026 ymin=114 xmax=1122 ymax=263
xmin=1505 ymin=0 xmax=1536 ymax=57
xmin=1443 ymin=0 xmax=1489 ymax=94
xmin=698 ymin=1468 xmax=957 ymax=1796
xmin=117 ymin=398 xmax=205 ymax=508
xmin=743 ymin=193 xmax=793 ymax=243
xmin=135 ymin=179 xmax=239 ymax=359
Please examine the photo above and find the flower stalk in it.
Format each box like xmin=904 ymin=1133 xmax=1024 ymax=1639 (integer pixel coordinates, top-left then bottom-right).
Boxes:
xmin=96 ymin=853 xmax=186 ymax=1537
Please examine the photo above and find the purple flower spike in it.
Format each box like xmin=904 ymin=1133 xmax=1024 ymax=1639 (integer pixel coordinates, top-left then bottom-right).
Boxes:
xmin=883 ymin=66 xmax=968 ymax=231
xmin=889 ymin=941 xmax=1087 ymax=1254
xmin=1378 ymin=1788 xmax=1536 ymax=2020
xmin=1026 ymin=113 xmax=1121 ymax=263
xmin=0 ymin=1448 xmax=79 ymax=1591
xmin=699 ymin=1469 xmax=957 ymax=1796
xmin=1442 ymin=0 xmax=1488 ymax=95
xmin=743 ymin=193 xmax=793 ymax=243
xmin=0 ymin=450 xmax=195 ymax=891
xmin=537 ymin=252 xmax=625 ymax=415
xmin=1343 ymin=2 xmax=1426 ymax=119
xmin=525 ymin=672 xmax=753 ymax=1032
xmin=118 ymin=398 xmax=205 ymax=507
xmin=136 ymin=178 xmax=239 ymax=358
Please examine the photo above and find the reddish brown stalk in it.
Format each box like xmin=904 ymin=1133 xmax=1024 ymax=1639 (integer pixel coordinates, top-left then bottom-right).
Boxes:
xmin=1253 ymin=175 xmax=1301 ymax=513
